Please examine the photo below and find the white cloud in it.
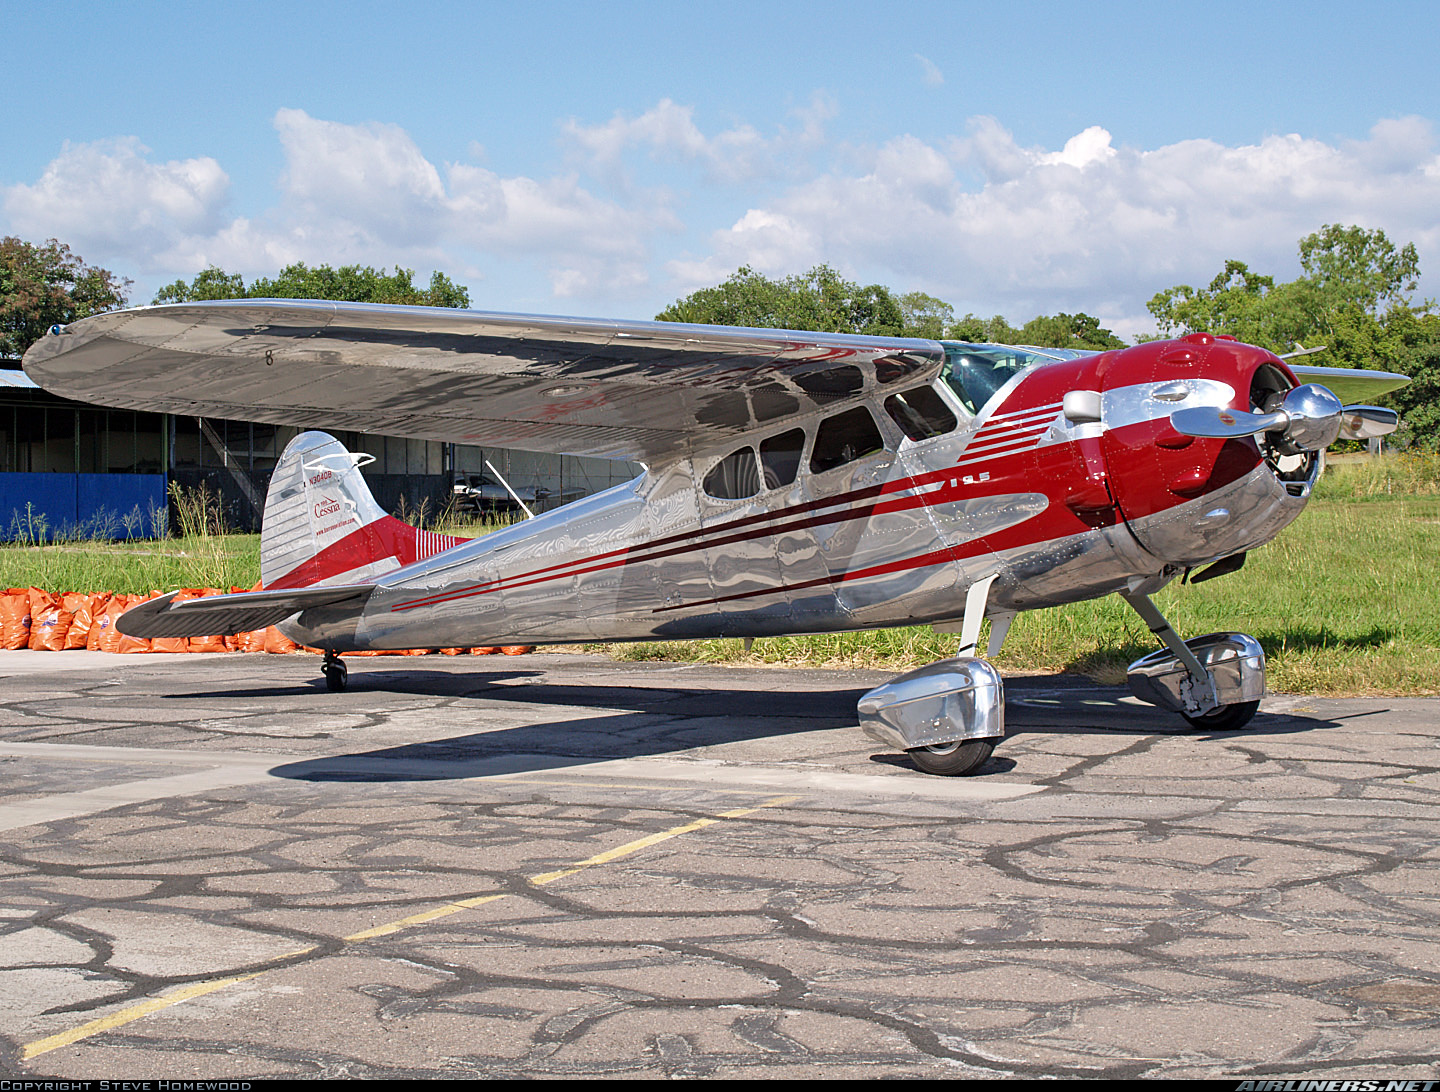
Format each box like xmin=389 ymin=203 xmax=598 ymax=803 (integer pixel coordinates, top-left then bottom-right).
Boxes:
xmin=4 ymin=138 xmax=229 ymax=268
xmin=3 ymin=110 xmax=675 ymax=302
xmin=7 ymin=105 xmax=1440 ymax=331
xmin=680 ymin=117 xmax=1440 ymax=338
xmin=561 ymin=95 xmax=832 ymax=185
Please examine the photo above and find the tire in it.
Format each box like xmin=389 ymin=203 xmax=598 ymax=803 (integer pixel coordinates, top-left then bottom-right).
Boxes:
xmin=906 ymin=738 xmax=996 ymax=776
xmin=322 ymin=661 xmax=348 ymax=693
xmin=1181 ymin=699 xmax=1259 ymax=731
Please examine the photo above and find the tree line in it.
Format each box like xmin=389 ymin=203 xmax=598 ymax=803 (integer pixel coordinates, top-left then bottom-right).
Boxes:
xmin=3 ymin=225 xmax=1436 ymax=446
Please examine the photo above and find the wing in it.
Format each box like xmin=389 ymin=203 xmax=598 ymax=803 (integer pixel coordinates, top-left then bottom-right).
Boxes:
xmin=119 ymin=584 xmax=375 ymax=639
xmin=23 ymin=300 xmax=943 ymax=464
xmin=1287 ymin=363 xmax=1409 ymax=405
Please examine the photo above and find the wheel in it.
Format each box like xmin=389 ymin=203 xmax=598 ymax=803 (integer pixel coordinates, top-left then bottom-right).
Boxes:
xmin=1181 ymin=699 xmax=1259 ymax=731
xmin=322 ymin=659 xmax=348 ymax=692
xmin=906 ymin=738 xmax=996 ymax=776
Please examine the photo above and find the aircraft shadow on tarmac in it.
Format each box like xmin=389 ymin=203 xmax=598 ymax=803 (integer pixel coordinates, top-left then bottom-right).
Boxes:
xmin=245 ymin=669 xmax=1351 ymax=784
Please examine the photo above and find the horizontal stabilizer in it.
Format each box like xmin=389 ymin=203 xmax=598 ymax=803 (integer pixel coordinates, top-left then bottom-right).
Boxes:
xmin=118 ymin=584 xmax=375 ymax=639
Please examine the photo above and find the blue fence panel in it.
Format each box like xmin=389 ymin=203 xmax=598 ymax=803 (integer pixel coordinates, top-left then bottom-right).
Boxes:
xmin=77 ymin=474 xmax=167 ymax=539
xmin=0 ymin=473 xmax=80 ymax=542
xmin=0 ymin=473 xmax=168 ymax=542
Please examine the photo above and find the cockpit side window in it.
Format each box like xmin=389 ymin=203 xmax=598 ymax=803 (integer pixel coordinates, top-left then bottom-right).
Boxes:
xmin=759 ymin=428 xmax=806 ymax=489
xmin=941 ymin=344 xmax=1041 ymax=414
xmin=810 ymin=407 xmax=885 ymax=474
xmin=703 ymin=446 xmax=760 ymax=500
xmin=884 ymin=385 xmax=958 ymax=441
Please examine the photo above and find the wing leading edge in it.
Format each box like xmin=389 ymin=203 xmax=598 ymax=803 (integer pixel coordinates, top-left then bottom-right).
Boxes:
xmin=24 ymin=301 xmax=944 ymax=464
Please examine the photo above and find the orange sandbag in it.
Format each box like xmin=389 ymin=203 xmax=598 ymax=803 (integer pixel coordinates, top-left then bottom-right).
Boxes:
xmin=27 ymin=589 xmax=74 ymax=651
xmin=500 ymin=646 xmax=535 ymax=655
xmin=64 ymin=593 xmax=103 ymax=650
xmin=470 ymin=646 xmax=500 ymax=655
xmin=87 ymin=595 xmax=112 ymax=650
xmin=92 ymin=596 xmax=126 ymax=653
xmin=228 ymin=628 xmax=268 ymax=653
xmin=0 ymin=589 xmax=32 ymax=650
xmin=263 ymin=626 xmax=300 ymax=654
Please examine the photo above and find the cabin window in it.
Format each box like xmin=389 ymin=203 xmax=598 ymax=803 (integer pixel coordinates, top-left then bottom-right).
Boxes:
xmin=810 ymin=407 xmax=884 ymax=474
xmin=703 ymin=446 xmax=761 ymax=500
xmin=759 ymin=428 xmax=806 ymax=489
xmin=884 ymin=385 xmax=958 ymax=441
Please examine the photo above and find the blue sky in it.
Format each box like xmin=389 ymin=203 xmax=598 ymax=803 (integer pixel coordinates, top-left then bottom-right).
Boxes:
xmin=4 ymin=0 xmax=1437 ymax=338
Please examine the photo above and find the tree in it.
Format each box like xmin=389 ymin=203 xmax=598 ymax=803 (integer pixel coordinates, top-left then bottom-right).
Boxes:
xmin=1388 ymin=312 xmax=1440 ymax=450
xmin=1298 ymin=223 xmax=1420 ymax=317
xmin=1146 ymin=226 xmax=1426 ymax=356
xmin=657 ymin=265 xmax=905 ymax=337
xmin=154 ymin=263 xmax=471 ymax=308
xmin=897 ymin=291 xmax=954 ymax=339
xmin=949 ymin=313 xmax=1024 ymax=344
xmin=659 ymin=267 xmax=1129 ymax=350
xmin=0 ymin=237 xmax=129 ymax=360
xmin=1017 ymin=312 xmax=1126 ymax=351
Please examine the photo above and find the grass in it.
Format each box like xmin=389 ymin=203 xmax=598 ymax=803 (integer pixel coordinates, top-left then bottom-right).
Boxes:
xmin=2 ymin=459 xmax=1437 ymax=695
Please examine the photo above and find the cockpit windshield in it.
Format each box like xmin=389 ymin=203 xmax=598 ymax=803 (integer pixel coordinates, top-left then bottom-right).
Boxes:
xmin=940 ymin=342 xmax=1080 ymax=415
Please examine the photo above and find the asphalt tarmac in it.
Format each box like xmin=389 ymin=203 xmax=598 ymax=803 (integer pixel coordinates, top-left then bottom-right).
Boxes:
xmin=0 ymin=649 xmax=1437 ymax=1080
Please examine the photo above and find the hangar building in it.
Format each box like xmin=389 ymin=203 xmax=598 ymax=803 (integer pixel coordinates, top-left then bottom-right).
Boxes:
xmin=0 ymin=366 xmax=638 ymax=541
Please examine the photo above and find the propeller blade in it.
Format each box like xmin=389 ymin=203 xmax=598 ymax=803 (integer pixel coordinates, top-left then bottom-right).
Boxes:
xmin=1169 ymin=383 xmax=1345 ymax=453
xmin=1169 ymin=406 xmax=1287 ymax=439
xmin=1338 ymin=405 xmax=1399 ymax=440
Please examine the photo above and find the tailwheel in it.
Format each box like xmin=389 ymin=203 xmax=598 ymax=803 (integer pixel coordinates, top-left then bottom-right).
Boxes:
xmin=906 ymin=738 xmax=996 ymax=777
xmin=1181 ymin=699 xmax=1260 ymax=731
xmin=322 ymin=651 xmax=348 ymax=693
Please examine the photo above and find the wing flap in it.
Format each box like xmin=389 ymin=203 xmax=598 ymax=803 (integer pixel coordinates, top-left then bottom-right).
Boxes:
xmin=24 ymin=301 xmax=943 ymax=463
xmin=118 ymin=584 xmax=375 ymax=639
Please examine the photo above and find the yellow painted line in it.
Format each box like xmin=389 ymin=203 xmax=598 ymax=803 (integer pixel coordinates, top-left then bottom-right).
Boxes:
xmin=21 ymin=794 xmax=797 ymax=1060
xmin=23 ymin=971 xmax=266 ymax=1059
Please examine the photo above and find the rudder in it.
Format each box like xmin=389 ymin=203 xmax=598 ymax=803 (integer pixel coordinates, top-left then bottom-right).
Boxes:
xmin=261 ymin=431 xmax=469 ymax=589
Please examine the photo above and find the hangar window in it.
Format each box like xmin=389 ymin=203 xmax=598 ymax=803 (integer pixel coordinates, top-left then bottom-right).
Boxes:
xmin=810 ymin=407 xmax=884 ymax=474
xmin=759 ymin=428 xmax=806 ymax=489
xmin=884 ymin=385 xmax=958 ymax=441
xmin=703 ymin=446 xmax=761 ymax=500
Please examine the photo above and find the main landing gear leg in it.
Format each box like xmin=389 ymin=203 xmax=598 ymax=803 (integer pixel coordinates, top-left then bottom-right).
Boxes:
xmin=1120 ymin=590 xmax=1264 ymax=731
xmin=858 ymin=573 xmax=1005 ymax=776
xmin=321 ymin=649 xmax=348 ymax=692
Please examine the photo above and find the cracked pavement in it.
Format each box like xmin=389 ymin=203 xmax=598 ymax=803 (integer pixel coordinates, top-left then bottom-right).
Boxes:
xmin=0 ymin=649 xmax=1437 ymax=1078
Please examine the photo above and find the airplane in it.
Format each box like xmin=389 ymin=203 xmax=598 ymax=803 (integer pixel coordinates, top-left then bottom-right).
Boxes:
xmin=23 ymin=300 xmax=1407 ymax=775
xmin=451 ymin=469 xmax=586 ymax=516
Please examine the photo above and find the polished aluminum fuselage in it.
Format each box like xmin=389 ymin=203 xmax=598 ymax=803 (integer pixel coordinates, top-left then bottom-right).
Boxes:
xmin=281 ymin=356 xmax=1312 ymax=653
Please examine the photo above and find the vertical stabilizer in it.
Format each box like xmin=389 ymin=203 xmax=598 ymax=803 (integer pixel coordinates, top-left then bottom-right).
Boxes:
xmin=261 ymin=431 xmax=469 ymax=589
